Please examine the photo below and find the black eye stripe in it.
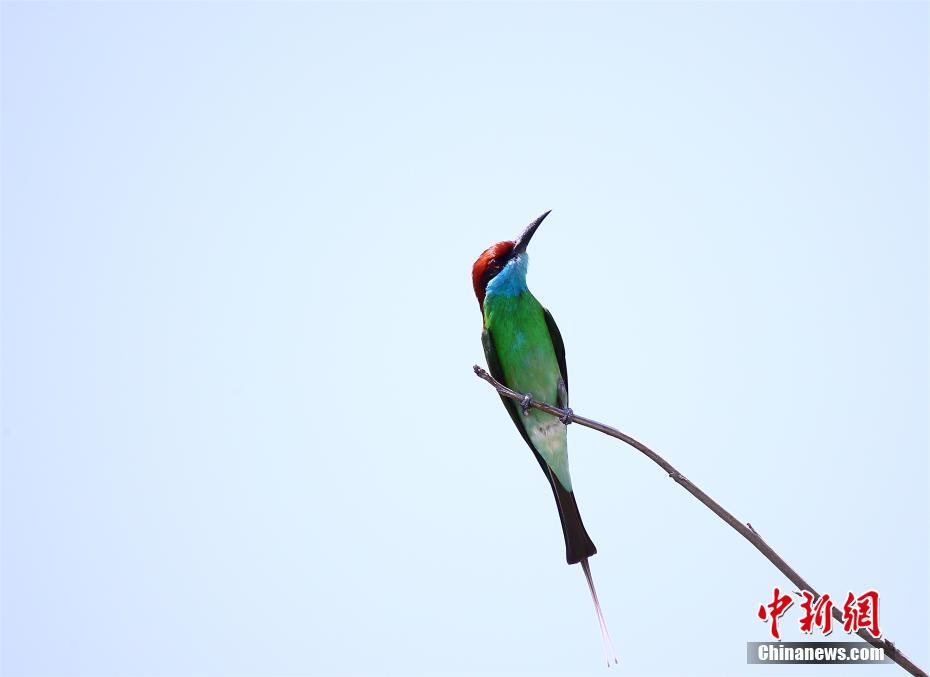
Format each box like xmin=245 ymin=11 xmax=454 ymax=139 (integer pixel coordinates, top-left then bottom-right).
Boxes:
xmin=481 ymin=262 xmax=503 ymax=289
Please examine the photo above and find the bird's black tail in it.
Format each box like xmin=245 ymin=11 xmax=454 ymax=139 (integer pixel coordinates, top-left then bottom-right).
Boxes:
xmin=546 ymin=469 xmax=597 ymax=565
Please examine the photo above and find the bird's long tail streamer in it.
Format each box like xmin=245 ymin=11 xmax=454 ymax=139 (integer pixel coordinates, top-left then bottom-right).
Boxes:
xmin=581 ymin=558 xmax=618 ymax=666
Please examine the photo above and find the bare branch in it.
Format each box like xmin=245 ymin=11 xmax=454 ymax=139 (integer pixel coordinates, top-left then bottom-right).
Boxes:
xmin=473 ymin=364 xmax=926 ymax=677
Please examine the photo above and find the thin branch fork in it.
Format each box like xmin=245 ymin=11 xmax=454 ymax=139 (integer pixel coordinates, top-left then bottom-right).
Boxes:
xmin=473 ymin=365 xmax=926 ymax=677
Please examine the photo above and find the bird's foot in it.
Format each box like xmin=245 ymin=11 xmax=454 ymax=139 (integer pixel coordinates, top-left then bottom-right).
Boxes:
xmin=520 ymin=393 xmax=533 ymax=415
xmin=559 ymin=407 xmax=574 ymax=425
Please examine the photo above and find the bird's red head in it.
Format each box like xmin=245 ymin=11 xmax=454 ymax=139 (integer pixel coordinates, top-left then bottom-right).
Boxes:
xmin=471 ymin=210 xmax=551 ymax=311
xmin=472 ymin=241 xmax=515 ymax=309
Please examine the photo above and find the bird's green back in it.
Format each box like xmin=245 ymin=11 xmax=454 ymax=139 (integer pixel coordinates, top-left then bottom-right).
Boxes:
xmin=484 ymin=290 xmax=572 ymax=490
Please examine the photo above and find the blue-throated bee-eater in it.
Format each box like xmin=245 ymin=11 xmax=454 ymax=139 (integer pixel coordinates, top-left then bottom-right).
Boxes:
xmin=472 ymin=211 xmax=617 ymax=664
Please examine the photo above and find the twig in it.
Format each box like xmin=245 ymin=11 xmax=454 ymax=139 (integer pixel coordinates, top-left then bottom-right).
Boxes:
xmin=473 ymin=364 xmax=927 ymax=677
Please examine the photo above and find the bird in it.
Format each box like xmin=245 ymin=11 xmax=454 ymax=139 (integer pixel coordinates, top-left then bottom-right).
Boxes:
xmin=472 ymin=210 xmax=617 ymax=665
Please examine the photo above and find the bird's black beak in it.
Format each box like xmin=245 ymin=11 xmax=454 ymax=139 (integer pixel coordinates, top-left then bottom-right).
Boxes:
xmin=513 ymin=210 xmax=551 ymax=255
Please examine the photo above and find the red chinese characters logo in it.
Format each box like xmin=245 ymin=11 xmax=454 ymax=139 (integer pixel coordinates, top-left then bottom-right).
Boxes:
xmin=799 ymin=591 xmax=833 ymax=635
xmin=757 ymin=588 xmax=881 ymax=639
xmin=843 ymin=590 xmax=881 ymax=638
xmin=757 ymin=587 xmax=794 ymax=640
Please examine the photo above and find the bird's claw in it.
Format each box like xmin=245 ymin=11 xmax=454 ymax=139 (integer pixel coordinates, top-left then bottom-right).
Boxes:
xmin=520 ymin=393 xmax=533 ymax=415
xmin=560 ymin=407 xmax=574 ymax=425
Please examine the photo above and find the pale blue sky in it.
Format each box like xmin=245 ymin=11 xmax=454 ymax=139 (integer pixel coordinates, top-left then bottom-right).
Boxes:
xmin=2 ymin=2 xmax=927 ymax=676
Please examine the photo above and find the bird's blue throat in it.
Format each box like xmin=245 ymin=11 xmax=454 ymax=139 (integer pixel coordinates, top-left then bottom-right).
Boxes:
xmin=485 ymin=253 xmax=529 ymax=299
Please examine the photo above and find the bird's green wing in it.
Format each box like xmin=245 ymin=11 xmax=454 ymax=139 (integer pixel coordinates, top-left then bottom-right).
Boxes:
xmin=481 ymin=324 xmax=597 ymax=564
xmin=542 ymin=307 xmax=568 ymax=407
xmin=482 ymin=328 xmax=550 ymax=478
